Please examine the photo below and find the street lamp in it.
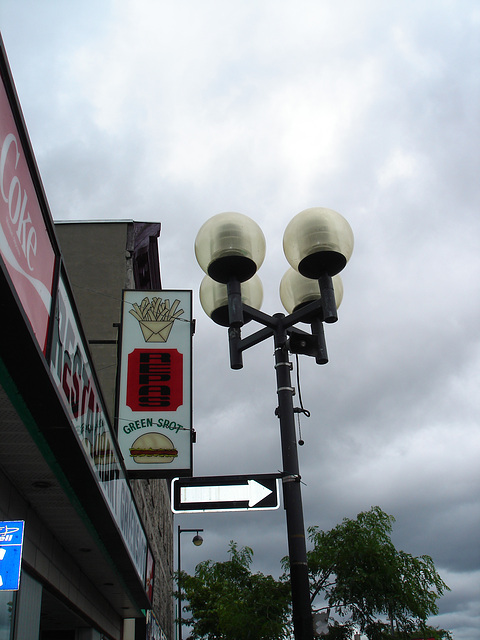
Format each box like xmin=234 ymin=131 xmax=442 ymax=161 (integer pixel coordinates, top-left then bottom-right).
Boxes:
xmin=177 ymin=526 xmax=204 ymax=640
xmin=195 ymin=207 xmax=353 ymax=640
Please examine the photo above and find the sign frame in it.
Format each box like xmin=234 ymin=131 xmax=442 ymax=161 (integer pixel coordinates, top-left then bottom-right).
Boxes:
xmin=172 ymin=474 xmax=281 ymax=513
xmin=0 ymin=520 xmax=25 ymax=591
xmin=116 ymin=290 xmax=193 ymax=478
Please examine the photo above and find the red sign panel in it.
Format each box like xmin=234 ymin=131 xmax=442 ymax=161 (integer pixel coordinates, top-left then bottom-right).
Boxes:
xmin=126 ymin=348 xmax=183 ymax=412
xmin=0 ymin=75 xmax=56 ymax=353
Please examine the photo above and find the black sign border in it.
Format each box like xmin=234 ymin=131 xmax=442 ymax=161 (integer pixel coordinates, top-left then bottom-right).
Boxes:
xmin=172 ymin=473 xmax=282 ymax=513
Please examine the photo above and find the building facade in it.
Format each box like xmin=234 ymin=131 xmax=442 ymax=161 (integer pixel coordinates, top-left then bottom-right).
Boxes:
xmin=0 ymin=35 xmax=174 ymax=640
xmin=55 ymin=220 xmax=175 ymax=638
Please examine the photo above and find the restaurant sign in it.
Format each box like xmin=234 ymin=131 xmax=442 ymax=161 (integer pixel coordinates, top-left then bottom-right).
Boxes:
xmin=49 ymin=274 xmax=148 ymax=584
xmin=117 ymin=290 xmax=193 ymax=477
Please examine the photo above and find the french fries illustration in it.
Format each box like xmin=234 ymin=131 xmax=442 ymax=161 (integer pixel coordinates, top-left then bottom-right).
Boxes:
xmin=129 ymin=297 xmax=184 ymax=342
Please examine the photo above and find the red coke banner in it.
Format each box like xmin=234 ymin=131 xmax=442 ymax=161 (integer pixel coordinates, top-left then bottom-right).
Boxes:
xmin=0 ymin=73 xmax=56 ymax=354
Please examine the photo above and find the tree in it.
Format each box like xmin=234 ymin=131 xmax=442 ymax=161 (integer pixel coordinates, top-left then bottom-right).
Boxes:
xmin=305 ymin=506 xmax=450 ymax=638
xmin=177 ymin=541 xmax=291 ymax=640
xmin=178 ymin=508 xmax=451 ymax=640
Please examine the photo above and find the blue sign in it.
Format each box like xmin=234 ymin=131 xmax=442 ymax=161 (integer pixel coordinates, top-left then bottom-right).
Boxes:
xmin=0 ymin=521 xmax=25 ymax=591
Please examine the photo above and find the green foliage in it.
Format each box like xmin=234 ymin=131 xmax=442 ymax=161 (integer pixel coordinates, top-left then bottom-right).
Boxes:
xmin=177 ymin=541 xmax=291 ymax=640
xmin=359 ymin=621 xmax=453 ymax=640
xmin=321 ymin=619 xmax=355 ymax=640
xmin=306 ymin=506 xmax=450 ymax=638
xmin=178 ymin=508 xmax=451 ymax=640
xmin=408 ymin=625 xmax=453 ymax=640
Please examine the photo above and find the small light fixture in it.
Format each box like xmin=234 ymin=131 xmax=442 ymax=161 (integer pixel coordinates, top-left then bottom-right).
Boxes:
xmin=283 ymin=207 xmax=354 ymax=278
xmin=199 ymin=273 xmax=263 ymax=326
xmin=195 ymin=212 xmax=266 ymax=283
xmin=279 ymin=268 xmax=344 ymax=317
xmin=192 ymin=533 xmax=203 ymax=546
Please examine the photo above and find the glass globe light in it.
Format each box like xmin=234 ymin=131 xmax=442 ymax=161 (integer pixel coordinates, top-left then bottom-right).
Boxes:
xmin=199 ymin=274 xmax=263 ymax=326
xmin=283 ymin=207 xmax=354 ymax=278
xmin=195 ymin=212 xmax=266 ymax=283
xmin=279 ymin=268 xmax=343 ymax=316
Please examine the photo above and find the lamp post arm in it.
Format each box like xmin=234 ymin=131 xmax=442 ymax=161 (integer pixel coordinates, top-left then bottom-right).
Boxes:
xmin=238 ymin=325 xmax=275 ymax=352
xmin=281 ymin=299 xmax=323 ymax=330
xmin=243 ymin=301 xmax=328 ymax=332
xmin=242 ymin=304 xmax=280 ymax=330
xmin=311 ymin=317 xmax=328 ymax=365
xmin=318 ymin=273 xmax=338 ymax=323
xmin=227 ymin=277 xmax=244 ymax=327
xmin=227 ymin=304 xmax=279 ymax=369
xmin=227 ymin=297 xmax=332 ymax=369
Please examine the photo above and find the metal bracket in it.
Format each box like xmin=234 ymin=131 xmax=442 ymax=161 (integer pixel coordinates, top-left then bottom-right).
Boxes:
xmin=274 ymin=361 xmax=293 ymax=370
xmin=282 ymin=474 xmax=301 ymax=483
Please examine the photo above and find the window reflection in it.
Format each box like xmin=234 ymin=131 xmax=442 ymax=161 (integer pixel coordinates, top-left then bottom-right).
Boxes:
xmin=0 ymin=591 xmax=14 ymax=640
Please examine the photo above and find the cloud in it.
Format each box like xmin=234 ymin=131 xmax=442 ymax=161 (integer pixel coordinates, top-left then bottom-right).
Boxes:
xmin=431 ymin=569 xmax=480 ymax=640
xmin=1 ymin=1 xmax=479 ymax=637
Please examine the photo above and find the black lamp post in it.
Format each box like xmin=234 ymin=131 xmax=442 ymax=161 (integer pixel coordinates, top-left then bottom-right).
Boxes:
xmin=195 ymin=207 xmax=353 ymax=640
xmin=177 ymin=526 xmax=203 ymax=640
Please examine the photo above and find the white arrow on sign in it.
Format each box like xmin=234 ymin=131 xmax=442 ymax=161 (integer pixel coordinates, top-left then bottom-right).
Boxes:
xmin=181 ymin=479 xmax=273 ymax=507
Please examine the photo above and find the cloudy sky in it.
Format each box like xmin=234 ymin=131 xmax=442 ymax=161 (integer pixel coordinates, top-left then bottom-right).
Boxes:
xmin=2 ymin=1 xmax=479 ymax=638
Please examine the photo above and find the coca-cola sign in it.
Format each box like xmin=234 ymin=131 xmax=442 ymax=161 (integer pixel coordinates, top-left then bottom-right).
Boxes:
xmin=0 ymin=75 xmax=56 ymax=354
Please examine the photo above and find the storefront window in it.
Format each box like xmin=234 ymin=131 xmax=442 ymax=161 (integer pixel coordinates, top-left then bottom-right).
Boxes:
xmin=0 ymin=591 xmax=14 ymax=640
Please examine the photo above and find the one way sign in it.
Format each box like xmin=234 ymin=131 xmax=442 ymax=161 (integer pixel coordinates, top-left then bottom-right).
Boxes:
xmin=172 ymin=474 xmax=281 ymax=513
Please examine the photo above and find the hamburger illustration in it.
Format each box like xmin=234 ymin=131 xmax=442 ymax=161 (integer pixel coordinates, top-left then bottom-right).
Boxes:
xmin=129 ymin=432 xmax=178 ymax=464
